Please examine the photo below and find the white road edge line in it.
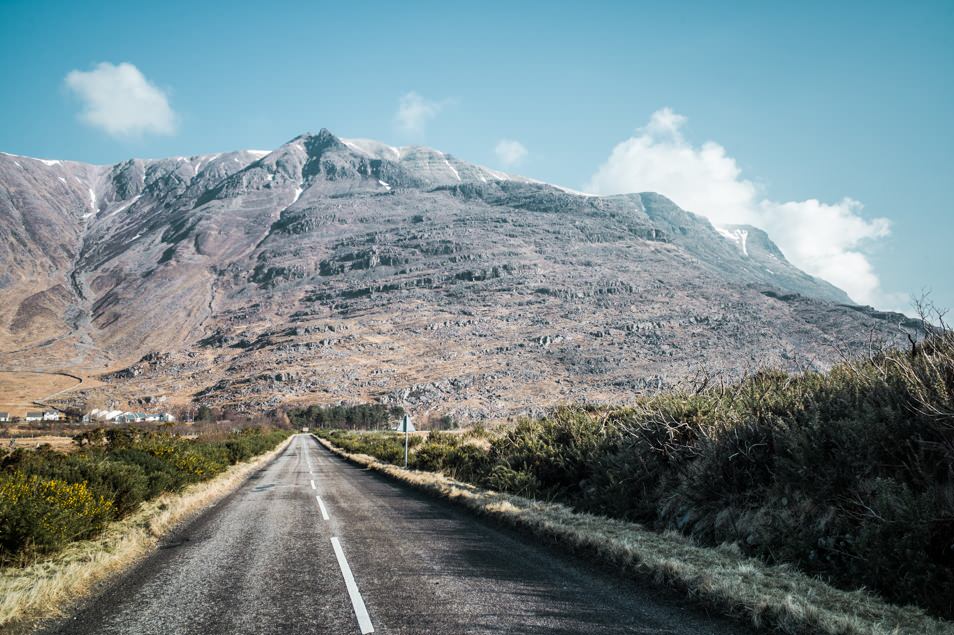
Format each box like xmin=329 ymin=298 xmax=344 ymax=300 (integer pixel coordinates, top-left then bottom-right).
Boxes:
xmin=310 ymin=479 xmax=317 ymax=490
xmin=316 ymin=495 xmax=330 ymax=520
xmin=331 ymin=537 xmax=374 ymax=634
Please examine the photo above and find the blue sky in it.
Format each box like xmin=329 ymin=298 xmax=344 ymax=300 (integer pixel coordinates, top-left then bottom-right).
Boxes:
xmin=1 ymin=1 xmax=951 ymax=311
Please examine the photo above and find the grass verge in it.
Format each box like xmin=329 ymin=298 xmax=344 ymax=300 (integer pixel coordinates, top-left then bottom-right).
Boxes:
xmin=0 ymin=434 xmax=293 ymax=633
xmin=316 ymin=435 xmax=953 ymax=635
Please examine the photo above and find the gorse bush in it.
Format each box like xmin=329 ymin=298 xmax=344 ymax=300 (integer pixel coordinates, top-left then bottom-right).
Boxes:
xmin=0 ymin=473 xmax=113 ymax=561
xmin=0 ymin=427 xmax=288 ymax=566
xmin=319 ymin=329 xmax=954 ymax=618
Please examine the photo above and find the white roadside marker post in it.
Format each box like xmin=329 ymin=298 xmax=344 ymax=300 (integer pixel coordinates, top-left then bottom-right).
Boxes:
xmin=402 ymin=413 xmax=411 ymax=468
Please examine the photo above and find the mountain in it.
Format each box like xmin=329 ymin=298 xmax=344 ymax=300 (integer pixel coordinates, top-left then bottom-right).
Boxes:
xmin=0 ymin=132 xmax=915 ymax=421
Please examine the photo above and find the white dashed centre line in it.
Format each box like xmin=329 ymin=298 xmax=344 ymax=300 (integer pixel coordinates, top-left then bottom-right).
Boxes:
xmin=310 ymin=479 xmax=317 ymax=490
xmin=316 ymin=495 xmax=330 ymax=520
xmin=303 ymin=438 xmax=315 ymax=473
xmin=331 ymin=537 xmax=374 ymax=634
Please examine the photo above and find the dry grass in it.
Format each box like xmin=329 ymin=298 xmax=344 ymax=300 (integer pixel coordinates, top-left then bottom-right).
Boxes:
xmin=317 ymin=436 xmax=954 ymax=635
xmin=0 ymin=436 xmax=76 ymax=452
xmin=0 ymin=371 xmax=83 ymax=417
xmin=0 ymin=435 xmax=293 ymax=634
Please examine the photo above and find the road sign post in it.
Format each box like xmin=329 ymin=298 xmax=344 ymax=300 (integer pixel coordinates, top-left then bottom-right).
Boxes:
xmin=402 ymin=414 xmax=411 ymax=468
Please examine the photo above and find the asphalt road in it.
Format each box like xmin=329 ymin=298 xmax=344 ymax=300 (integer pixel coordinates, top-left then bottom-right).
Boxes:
xmin=45 ymin=434 xmax=756 ymax=635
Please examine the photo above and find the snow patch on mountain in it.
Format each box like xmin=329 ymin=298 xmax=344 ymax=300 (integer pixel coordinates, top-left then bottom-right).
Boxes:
xmin=105 ymin=194 xmax=142 ymax=218
xmin=716 ymin=226 xmax=749 ymax=256
xmin=341 ymin=138 xmax=403 ymax=160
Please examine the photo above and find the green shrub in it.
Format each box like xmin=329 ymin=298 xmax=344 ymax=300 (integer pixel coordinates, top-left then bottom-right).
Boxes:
xmin=0 ymin=427 xmax=289 ymax=566
xmin=318 ymin=430 xmax=419 ymax=463
xmin=320 ymin=329 xmax=954 ymax=618
xmin=0 ymin=472 xmax=113 ymax=564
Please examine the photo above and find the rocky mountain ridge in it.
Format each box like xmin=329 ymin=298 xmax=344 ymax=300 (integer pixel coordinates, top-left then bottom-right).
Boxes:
xmin=0 ymin=132 xmax=913 ymax=421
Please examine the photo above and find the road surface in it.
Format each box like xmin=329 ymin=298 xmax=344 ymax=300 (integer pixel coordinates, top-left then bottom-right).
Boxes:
xmin=45 ymin=435 xmax=755 ymax=635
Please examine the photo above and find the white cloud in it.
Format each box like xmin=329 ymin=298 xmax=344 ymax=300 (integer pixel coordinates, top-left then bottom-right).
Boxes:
xmin=495 ymin=139 xmax=528 ymax=166
xmin=64 ymin=62 xmax=177 ymax=137
xmin=394 ymin=91 xmax=445 ymax=134
xmin=586 ymin=108 xmax=897 ymax=307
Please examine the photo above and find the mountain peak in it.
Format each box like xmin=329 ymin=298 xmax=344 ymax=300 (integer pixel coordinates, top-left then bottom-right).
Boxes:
xmin=0 ymin=134 xmax=909 ymax=419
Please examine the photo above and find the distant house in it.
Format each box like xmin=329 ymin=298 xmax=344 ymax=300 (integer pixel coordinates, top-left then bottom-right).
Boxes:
xmin=0 ymin=412 xmax=9 ymax=423
xmin=83 ymin=409 xmax=174 ymax=424
xmin=25 ymin=411 xmax=44 ymax=422
xmin=114 ymin=412 xmax=146 ymax=424
xmin=43 ymin=410 xmax=64 ymax=422
xmin=87 ymin=409 xmax=124 ymax=422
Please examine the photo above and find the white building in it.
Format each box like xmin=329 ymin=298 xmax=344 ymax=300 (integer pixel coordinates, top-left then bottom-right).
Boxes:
xmin=87 ymin=409 xmax=124 ymax=422
xmin=84 ymin=409 xmax=175 ymax=424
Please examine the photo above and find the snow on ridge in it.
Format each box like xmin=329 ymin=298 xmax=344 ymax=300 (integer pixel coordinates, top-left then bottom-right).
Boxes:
xmin=341 ymin=138 xmax=403 ymax=161
xmin=545 ymin=182 xmax=597 ymax=197
xmin=193 ymin=153 xmax=221 ymax=175
xmin=105 ymin=194 xmax=142 ymax=218
xmin=480 ymin=167 xmax=510 ymax=182
xmin=715 ymin=226 xmax=749 ymax=257
xmin=2 ymin=151 xmax=63 ymax=166
xmin=438 ymin=151 xmax=461 ymax=182
xmin=88 ymin=187 xmax=97 ymax=210
xmin=341 ymin=139 xmax=368 ymax=156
